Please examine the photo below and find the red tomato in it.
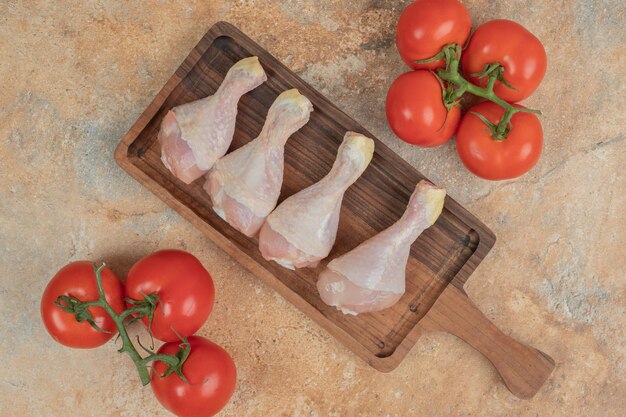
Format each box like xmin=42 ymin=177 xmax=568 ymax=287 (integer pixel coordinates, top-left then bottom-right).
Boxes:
xmin=125 ymin=250 xmax=214 ymax=342
xmin=41 ymin=261 xmax=124 ymax=348
xmin=461 ymin=19 xmax=547 ymax=102
xmin=386 ymin=71 xmax=461 ymax=147
xmin=396 ymin=0 xmax=471 ymax=70
xmin=151 ymin=336 xmax=236 ymax=417
xmin=456 ymin=101 xmax=543 ymax=180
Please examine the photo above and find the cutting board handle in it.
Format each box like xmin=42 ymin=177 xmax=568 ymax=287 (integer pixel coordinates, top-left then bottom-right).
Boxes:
xmin=420 ymin=285 xmax=555 ymax=399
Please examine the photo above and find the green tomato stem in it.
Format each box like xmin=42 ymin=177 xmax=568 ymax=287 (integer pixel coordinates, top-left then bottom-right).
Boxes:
xmin=496 ymin=107 xmax=515 ymax=137
xmin=80 ymin=301 xmax=102 ymax=308
xmin=431 ymin=44 xmax=542 ymax=139
xmin=141 ymin=353 xmax=180 ymax=369
xmin=118 ymin=305 xmax=151 ymax=322
xmin=54 ymin=263 xmax=189 ymax=386
xmin=91 ymin=263 xmax=153 ymax=385
xmin=485 ymin=74 xmax=497 ymax=94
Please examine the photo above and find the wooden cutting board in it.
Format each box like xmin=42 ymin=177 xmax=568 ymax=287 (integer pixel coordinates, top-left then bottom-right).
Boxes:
xmin=115 ymin=21 xmax=554 ymax=399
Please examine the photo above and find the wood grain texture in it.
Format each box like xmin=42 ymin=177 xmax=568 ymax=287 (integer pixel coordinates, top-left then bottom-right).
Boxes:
xmin=115 ymin=21 xmax=553 ymax=396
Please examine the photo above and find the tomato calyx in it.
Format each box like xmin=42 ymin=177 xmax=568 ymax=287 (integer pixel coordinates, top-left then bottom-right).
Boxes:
xmin=124 ymin=292 xmax=160 ymax=332
xmin=414 ymin=47 xmax=450 ymax=66
xmin=136 ymin=330 xmax=192 ymax=384
xmin=422 ymin=47 xmax=462 ymax=112
xmin=468 ymin=63 xmax=516 ymax=91
xmin=155 ymin=338 xmax=191 ymax=383
xmin=470 ymin=111 xmax=510 ymax=141
xmin=54 ymin=295 xmax=112 ymax=334
xmin=54 ymin=263 xmax=190 ymax=386
xmin=433 ymin=71 xmax=461 ymax=112
xmin=417 ymin=43 xmax=542 ymax=140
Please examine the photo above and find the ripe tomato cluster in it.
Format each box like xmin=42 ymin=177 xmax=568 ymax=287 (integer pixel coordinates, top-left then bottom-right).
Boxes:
xmin=387 ymin=0 xmax=547 ymax=180
xmin=41 ymin=250 xmax=236 ymax=417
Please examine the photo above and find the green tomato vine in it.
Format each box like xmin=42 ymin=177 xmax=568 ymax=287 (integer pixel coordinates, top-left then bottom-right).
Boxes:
xmin=418 ymin=44 xmax=541 ymax=140
xmin=54 ymin=263 xmax=189 ymax=385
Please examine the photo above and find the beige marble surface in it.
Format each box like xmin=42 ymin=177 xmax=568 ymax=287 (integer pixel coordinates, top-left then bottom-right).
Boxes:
xmin=1 ymin=1 xmax=624 ymax=416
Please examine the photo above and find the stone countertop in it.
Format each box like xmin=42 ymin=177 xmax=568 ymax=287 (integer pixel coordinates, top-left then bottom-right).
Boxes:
xmin=1 ymin=1 xmax=624 ymax=416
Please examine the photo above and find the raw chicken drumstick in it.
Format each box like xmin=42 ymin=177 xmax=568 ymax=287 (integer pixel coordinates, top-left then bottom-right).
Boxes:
xmin=317 ymin=180 xmax=445 ymax=315
xmin=158 ymin=56 xmax=267 ymax=184
xmin=259 ymin=132 xmax=375 ymax=269
xmin=204 ymin=89 xmax=313 ymax=237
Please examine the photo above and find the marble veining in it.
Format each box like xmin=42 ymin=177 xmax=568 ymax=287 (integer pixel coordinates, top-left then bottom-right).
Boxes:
xmin=0 ymin=1 xmax=624 ymax=416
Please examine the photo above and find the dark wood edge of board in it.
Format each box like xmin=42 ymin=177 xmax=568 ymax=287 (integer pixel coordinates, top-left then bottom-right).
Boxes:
xmin=114 ymin=21 xmax=497 ymax=372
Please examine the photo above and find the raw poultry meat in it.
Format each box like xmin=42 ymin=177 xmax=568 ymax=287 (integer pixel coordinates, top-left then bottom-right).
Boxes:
xmin=259 ymin=132 xmax=375 ymax=269
xmin=317 ymin=180 xmax=445 ymax=315
xmin=204 ymin=89 xmax=313 ymax=236
xmin=158 ymin=56 xmax=267 ymax=184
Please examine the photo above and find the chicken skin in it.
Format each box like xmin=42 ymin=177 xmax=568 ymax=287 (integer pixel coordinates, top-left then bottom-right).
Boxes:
xmin=159 ymin=56 xmax=267 ymax=184
xmin=317 ymin=180 xmax=445 ymax=315
xmin=204 ymin=89 xmax=313 ymax=236
xmin=259 ymin=132 xmax=375 ymax=269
